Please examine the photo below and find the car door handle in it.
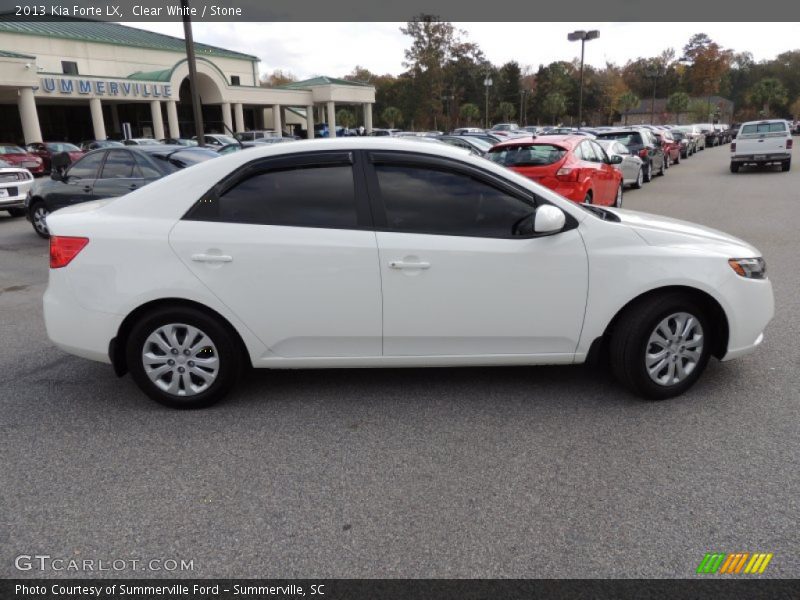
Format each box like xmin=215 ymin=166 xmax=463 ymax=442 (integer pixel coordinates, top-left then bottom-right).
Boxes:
xmin=191 ymin=253 xmax=233 ymax=263
xmin=83 ymin=185 xmax=92 ymax=192
xmin=128 ymin=184 xmax=138 ymax=190
xmin=389 ymin=260 xmax=431 ymax=270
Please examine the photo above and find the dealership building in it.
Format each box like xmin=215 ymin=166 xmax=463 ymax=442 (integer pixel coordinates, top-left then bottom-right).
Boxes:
xmin=0 ymin=19 xmax=376 ymax=144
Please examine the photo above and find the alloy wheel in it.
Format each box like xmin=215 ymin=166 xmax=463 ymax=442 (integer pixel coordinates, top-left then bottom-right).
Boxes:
xmin=141 ymin=323 xmax=220 ymax=397
xmin=645 ymin=312 xmax=704 ymax=386
xmin=32 ymin=205 xmax=49 ymax=236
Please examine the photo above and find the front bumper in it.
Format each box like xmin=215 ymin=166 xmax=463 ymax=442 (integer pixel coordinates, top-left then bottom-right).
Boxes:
xmin=719 ymin=276 xmax=774 ymax=361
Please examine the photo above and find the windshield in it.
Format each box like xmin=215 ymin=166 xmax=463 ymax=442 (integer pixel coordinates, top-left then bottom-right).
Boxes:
xmin=0 ymin=145 xmax=26 ymax=154
xmin=596 ymin=132 xmax=642 ymax=146
xmin=46 ymin=143 xmax=80 ymax=152
xmin=489 ymin=144 xmax=567 ymax=167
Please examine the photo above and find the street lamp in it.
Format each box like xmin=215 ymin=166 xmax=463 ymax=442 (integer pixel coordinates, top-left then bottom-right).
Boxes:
xmin=483 ymin=74 xmax=493 ymax=129
xmin=441 ymin=93 xmax=454 ymax=131
xmin=519 ymin=89 xmax=527 ymax=126
xmin=567 ymin=29 xmax=599 ymax=128
xmin=645 ymin=64 xmax=664 ymax=124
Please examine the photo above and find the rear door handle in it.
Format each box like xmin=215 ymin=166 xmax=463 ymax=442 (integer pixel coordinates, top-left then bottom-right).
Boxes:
xmin=389 ymin=260 xmax=430 ymax=270
xmin=83 ymin=185 xmax=92 ymax=193
xmin=192 ymin=253 xmax=233 ymax=263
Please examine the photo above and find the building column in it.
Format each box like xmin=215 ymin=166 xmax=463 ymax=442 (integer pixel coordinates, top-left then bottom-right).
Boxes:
xmin=272 ymin=104 xmax=282 ymax=137
xmin=89 ymin=98 xmax=106 ymax=141
xmin=327 ymin=101 xmax=336 ymax=137
xmin=364 ymin=103 xmax=373 ymax=134
xmin=18 ymin=87 xmax=43 ymax=144
xmin=233 ymin=103 xmax=245 ymax=133
xmin=150 ymin=100 xmax=165 ymax=140
xmin=221 ymin=102 xmax=233 ymax=134
xmin=166 ymin=100 xmax=180 ymax=138
xmin=306 ymin=105 xmax=315 ymax=139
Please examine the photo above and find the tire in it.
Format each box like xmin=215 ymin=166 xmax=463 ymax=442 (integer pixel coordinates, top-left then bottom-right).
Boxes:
xmin=583 ymin=191 xmax=593 ymax=205
xmin=126 ymin=306 xmax=242 ymax=408
xmin=632 ymin=167 xmax=644 ymax=189
xmin=782 ymin=159 xmax=791 ymax=172
xmin=664 ymin=154 xmax=670 ymax=169
xmin=643 ymin=163 xmax=652 ymax=183
xmin=730 ymin=162 xmax=740 ymax=173
xmin=6 ymin=207 xmax=25 ymax=217
xmin=30 ymin=201 xmax=50 ymax=238
xmin=675 ymin=152 xmax=680 ymax=165
xmin=657 ymin=157 xmax=666 ymax=176
xmin=609 ymin=292 xmax=711 ymax=400
xmin=613 ymin=183 xmax=623 ymax=208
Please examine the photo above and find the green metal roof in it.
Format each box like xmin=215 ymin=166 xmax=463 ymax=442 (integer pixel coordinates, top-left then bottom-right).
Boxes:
xmin=279 ymin=76 xmax=372 ymax=89
xmin=127 ymin=68 xmax=172 ymax=82
xmin=0 ymin=49 xmax=36 ymax=59
xmin=0 ymin=19 xmax=258 ymax=62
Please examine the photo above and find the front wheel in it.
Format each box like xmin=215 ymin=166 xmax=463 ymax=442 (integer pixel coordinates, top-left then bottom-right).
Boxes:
xmin=613 ymin=183 xmax=623 ymax=208
xmin=30 ymin=202 xmax=50 ymax=238
xmin=609 ymin=293 xmax=711 ymax=400
xmin=126 ymin=306 xmax=242 ymax=408
xmin=643 ymin=163 xmax=652 ymax=182
xmin=674 ymin=152 xmax=680 ymax=165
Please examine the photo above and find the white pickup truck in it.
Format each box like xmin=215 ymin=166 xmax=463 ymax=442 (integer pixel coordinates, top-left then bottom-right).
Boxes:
xmin=730 ymin=119 xmax=793 ymax=172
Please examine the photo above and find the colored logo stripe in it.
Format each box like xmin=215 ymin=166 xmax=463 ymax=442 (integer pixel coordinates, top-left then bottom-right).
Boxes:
xmin=697 ymin=553 xmax=773 ymax=574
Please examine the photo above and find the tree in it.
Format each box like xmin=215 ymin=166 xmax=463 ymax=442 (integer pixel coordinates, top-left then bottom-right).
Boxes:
xmin=748 ymin=78 xmax=788 ymax=117
xmin=260 ymin=69 xmax=297 ymax=88
xmin=617 ymin=91 xmax=640 ymax=125
xmin=666 ymin=92 xmax=690 ymax=124
xmin=336 ymin=109 xmax=356 ymax=129
xmin=459 ymin=102 xmax=480 ymax=126
xmin=498 ymin=101 xmax=516 ymax=122
xmin=791 ymin=97 xmax=800 ymax=120
xmin=381 ymin=106 xmax=403 ymax=128
xmin=680 ymin=34 xmax=733 ymax=98
xmin=541 ymin=92 xmax=567 ymax=124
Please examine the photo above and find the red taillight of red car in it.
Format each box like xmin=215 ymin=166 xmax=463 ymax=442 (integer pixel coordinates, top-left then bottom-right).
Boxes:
xmin=638 ymin=148 xmax=649 ymax=159
xmin=787 ymin=139 xmax=793 ymax=150
xmin=730 ymin=142 xmax=736 ymax=152
xmin=556 ymin=167 xmax=579 ymax=182
xmin=50 ymin=236 xmax=89 ymax=268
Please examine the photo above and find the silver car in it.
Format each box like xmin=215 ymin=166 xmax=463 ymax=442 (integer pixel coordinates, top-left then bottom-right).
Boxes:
xmin=596 ymin=139 xmax=645 ymax=189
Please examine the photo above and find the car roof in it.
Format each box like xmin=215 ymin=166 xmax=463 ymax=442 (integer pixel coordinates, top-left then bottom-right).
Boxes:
xmin=491 ymin=134 xmax=583 ymax=149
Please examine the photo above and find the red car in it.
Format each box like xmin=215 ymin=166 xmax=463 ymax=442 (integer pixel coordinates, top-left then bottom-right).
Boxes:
xmin=0 ymin=144 xmax=44 ymax=175
xmin=488 ymin=135 xmax=624 ymax=207
xmin=654 ymin=131 xmax=681 ymax=166
xmin=25 ymin=142 xmax=84 ymax=173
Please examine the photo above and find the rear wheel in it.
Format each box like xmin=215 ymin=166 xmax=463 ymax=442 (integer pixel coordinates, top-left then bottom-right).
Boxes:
xmin=782 ymin=159 xmax=791 ymax=172
xmin=632 ymin=167 xmax=644 ymax=189
xmin=583 ymin=191 xmax=593 ymax=205
xmin=609 ymin=293 xmax=711 ymax=400
xmin=674 ymin=151 xmax=681 ymax=164
xmin=126 ymin=306 xmax=242 ymax=409
xmin=613 ymin=184 xmax=623 ymax=208
xmin=6 ymin=207 xmax=25 ymax=217
xmin=30 ymin=202 xmax=50 ymax=238
xmin=658 ymin=157 xmax=666 ymax=176
xmin=730 ymin=162 xmax=740 ymax=173
xmin=643 ymin=162 xmax=652 ymax=182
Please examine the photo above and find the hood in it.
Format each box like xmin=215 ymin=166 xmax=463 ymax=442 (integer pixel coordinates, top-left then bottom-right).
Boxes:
xmin=606 ymin=208 xmax=760 ymax=257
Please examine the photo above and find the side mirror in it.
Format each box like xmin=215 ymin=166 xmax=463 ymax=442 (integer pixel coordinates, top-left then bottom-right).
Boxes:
xmin=534 ymin=205 xmax=566 ymax=234
xmin=610 ymin=154 xmax=623 ymax=164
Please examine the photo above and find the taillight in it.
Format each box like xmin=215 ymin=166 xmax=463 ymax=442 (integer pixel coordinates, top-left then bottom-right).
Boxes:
xmin=556 ymin=167 xmax=579 ymax=182
xmin=731 ymin=142 xmax=736 ymax=152
xmin=50 ymin=236 xmax=89 ymax=268
xmin=638 ymin=148 xmax=649 ymax=159
xmin=787 ymin=139 xmax=793 ymax=150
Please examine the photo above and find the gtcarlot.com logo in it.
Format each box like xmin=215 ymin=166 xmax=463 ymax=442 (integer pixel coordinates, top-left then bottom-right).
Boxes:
xmin=697 ymin=552 xmax=773 ymax=575
xmin=15 ymin=554 xmax=195 ymax=572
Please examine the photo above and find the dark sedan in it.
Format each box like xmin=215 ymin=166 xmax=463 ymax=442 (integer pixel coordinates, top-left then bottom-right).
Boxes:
xmin=26 ymin=145 xmax=219 ymax=238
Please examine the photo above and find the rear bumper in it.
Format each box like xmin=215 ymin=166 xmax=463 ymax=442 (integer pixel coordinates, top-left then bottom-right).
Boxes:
xmin=0 ymin=180 xmax=34 ymax=209
xmin=731 ymin=153 xmax=790 ymax=164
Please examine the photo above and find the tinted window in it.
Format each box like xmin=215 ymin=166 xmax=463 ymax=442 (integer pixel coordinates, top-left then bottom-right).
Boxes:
xmin=597 ymin=132 xmax=643 ymax=147
xmin=488 ymin=144 xmax=567 ymax=167
xmin=590 ymin=141 xmax=609 ymax=162
xmin=100 ymin=150 xmax=136 ymax=179
xmin=190 ymin=165 xmax=357 ymax=229
xmin=46 ymin=143 xmax=80 ymax=152
xmin=68 ymin=152 xmax=105 ymax=180
xmin=741 ymin=122 xmax=788 ymax=134
xmin=374 ymin=165 xmax=534 ymax=238
xmin=133 ymin=153 xmax=163 ymax=178
xmin=579 ymin=141 xmax=597 ymax=161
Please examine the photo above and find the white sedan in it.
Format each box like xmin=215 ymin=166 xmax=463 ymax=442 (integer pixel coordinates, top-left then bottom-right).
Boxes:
xmin=0 ymin=159 xmax=35 ymax=217
xmin=43 ymin=139 xmax=774 ymax=408
xmin=596 ymin=139 xmax=645 ymax=189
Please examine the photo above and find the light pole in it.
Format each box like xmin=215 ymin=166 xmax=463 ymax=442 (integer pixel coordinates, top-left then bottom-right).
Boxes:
xmin=483 ymin=74 xmax=493 ymax=129
xmin=568 ymin=29 xmax=599 ymax=129
xmin=442 ymin=93 xmax=454 ymax=132
xmin=519 ymin=89 xmax=527 ymax=126
xmin=645 ymin=64 xmax=663 ymax=124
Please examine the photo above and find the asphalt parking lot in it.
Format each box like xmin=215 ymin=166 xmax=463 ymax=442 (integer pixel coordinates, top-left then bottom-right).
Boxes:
xmin=1 ymin=145 xmax=798 ymax=579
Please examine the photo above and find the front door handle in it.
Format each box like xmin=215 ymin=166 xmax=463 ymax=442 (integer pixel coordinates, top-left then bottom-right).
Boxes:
xmin=192 ymin=253 xmax=233 ymax=263
xmin=389 ymin=260 xmax=430 ymax=270
xmin=83 ymin=185 xmax=92 ymax=193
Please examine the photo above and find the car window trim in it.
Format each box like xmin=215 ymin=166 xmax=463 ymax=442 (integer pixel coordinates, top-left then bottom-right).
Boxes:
xmin=68 ymin=149 xmax=106 ymax=181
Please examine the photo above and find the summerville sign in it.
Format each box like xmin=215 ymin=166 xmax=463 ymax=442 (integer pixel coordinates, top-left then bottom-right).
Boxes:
xmin=38 ymin=77 xmax=173 ymax=99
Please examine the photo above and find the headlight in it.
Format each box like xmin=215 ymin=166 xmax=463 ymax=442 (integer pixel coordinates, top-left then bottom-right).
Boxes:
xmin=728 ymin=257 xmax=767 ymax=279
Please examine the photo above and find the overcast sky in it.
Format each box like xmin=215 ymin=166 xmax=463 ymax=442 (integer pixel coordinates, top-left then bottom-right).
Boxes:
xmin=124 ymin=22 xmax=800 ymax=80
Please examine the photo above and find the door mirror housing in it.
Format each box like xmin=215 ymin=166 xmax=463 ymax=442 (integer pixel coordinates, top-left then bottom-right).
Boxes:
xmin=534 ymin=205 xmax=566 ymax=234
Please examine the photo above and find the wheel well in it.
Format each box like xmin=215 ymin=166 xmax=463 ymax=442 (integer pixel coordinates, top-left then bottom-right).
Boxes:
xmin=109 ymin=298 xmax=253 ymax=377
xmin=589 ymin=286 xmax=730 ymax=363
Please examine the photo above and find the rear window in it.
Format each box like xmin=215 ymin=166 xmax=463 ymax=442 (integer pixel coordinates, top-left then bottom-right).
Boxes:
xmin=741 ymin=122 xmax=787 ymax=134
xmin=489 ymin=144 xmax=567 ymax=167
xmin=46 ymin=143 xmax=80 ymax=152
xmin=150 ymin=148 xmax=219 ymax=172
xmin=596 ymin=132 xmax=643 ymax=146
xmin=0 ymin=145 xmax=26 ymax=154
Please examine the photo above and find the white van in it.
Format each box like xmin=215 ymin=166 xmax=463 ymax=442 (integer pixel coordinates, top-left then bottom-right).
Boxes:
xmin=730 ymin=119 xmax=792 ymax=172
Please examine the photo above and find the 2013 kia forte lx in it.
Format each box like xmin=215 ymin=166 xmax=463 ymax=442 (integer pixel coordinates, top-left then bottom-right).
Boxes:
xmin=43 ymin=139 xmax=774 ymax=408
